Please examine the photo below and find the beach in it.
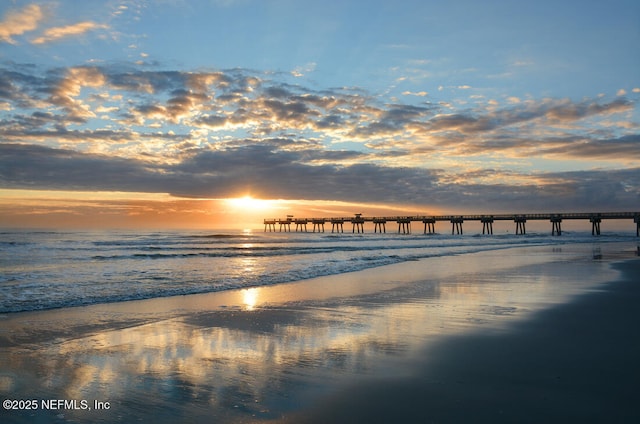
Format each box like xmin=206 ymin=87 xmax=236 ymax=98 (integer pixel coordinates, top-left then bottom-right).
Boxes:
xmin=285 ymin=259 xmax=640 ymax=424
xmin=1 ymin=241 xmax=639 ymax=423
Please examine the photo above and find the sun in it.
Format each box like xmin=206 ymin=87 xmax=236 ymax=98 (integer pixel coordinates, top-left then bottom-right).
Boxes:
xmin=225 ymin=195 xmax=274 ymax=211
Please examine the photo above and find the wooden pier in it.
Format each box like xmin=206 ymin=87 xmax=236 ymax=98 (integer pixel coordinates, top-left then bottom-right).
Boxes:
xmin=265 ymin=212 xmax=640 ymax=236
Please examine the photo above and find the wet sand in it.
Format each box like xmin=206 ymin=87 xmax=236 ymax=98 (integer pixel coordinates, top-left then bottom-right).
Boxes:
xmin=1 ymin=242 xmax=638 ymax=423
xmin=286 ymin=259 xmax=640 ymax=424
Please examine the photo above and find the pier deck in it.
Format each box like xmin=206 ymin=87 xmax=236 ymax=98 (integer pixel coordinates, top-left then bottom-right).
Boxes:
xmin=265 ymin=212 xmax=640 ymax=236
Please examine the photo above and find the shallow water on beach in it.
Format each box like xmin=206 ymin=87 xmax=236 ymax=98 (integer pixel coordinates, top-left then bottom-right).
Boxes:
xmin=1 ymin=228 xmax=637 ymax=313
xmin=1 ymin=242 xmax=637 ymax=423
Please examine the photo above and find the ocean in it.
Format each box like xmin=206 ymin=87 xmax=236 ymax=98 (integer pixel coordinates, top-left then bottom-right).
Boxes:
xmin=1 ymin=228 xmax=637 ymax=314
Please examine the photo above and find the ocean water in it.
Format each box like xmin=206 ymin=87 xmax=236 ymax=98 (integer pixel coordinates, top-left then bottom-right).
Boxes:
xmin=0 ymin=228 xmax=637 ymax=313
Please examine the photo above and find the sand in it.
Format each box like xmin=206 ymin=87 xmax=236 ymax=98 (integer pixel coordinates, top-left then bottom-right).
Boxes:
xmin=0 ymin=242 xmax=638 ymax=423
xmin=286 ymin=259 xmax=640 ymax=423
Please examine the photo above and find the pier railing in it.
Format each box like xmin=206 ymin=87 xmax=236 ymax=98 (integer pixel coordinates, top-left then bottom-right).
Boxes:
xmin=264 ymin=212 xmax=640 ymax=236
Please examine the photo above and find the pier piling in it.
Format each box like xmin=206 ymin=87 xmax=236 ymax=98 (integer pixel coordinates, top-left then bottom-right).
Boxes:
xmin=264 ymin=219 xmax=277 ymax=232
xmin=514 ymin=217 xmax=527 ymax=235
xmin=280 ymin=221 xmax=291 ymax=232
xmin=481 ymin=216 xmax=494 ymax=235
xmin=373 ymin=218 xmax=387 ymax=233
xmin=312 ymin=219 xmax=326 ymax=233
xmin=295 ymin=219 xmax=308 ymax=232
xmin=331 ymin=219 xmax=344 ymax=233
xmin=423 ymin=218 xmax=436 ymax=234
xmin=590 ymin=215 xmax=602 ymax=236
xmin=551 ymin=216 xmax=562 ymax=236
xmin=397 ymin=218 xmax=411 ymax=234
xmin=451 ymin=217 xmax=464 ymax=235
xmin=351 ymin=214 xmax=365 ymax=233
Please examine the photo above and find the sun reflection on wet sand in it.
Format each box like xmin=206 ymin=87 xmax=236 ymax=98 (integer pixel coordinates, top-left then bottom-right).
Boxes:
xmin=242 ymin=287 xmax=259 ymax=310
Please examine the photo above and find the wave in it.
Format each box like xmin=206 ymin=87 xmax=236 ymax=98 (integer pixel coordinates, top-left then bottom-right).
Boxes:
xmin=86 ymin=238 xmax=539 ymax=261
xmin=2 ymin=231 xmax=637 ymax=314
xmin=2 ymin=242 xmax=554 ymax=314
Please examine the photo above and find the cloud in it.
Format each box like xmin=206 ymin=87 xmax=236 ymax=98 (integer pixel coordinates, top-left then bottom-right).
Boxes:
xmin=0 ymin=61 xmax=638 ymax=213
xmin=543 ymin=98 xmax=633 ymax=122
xmin=1 ymin=142 xmax=638 ymax=212
xmin=0 ymin=142 xmax=428 ymax=202
xmin=1 ymin=63 xmax=637 ymax=159
xmin=350 ymin=103 xmax=434 ymax=138
xmin=536 ymin=134 xmax=640 ymax=160
xmin=0 ymin=143 xmax=161 ymax=192
xmin=0 ymin=64 xmax=635 ymax=153
xmin=402 ymin=91 xmax=428 ymax=97
xmin=46 ymin=67 xmax=107 ymax=119
xmin=0 ymin=65 xmax=46 ymax=108
xmin=31 ymin=21 xmax=109 ymax=44
xmin=419 ymin=97 xmax=637 ymax=157
xmin=0 ymin=4 xmax=43 ymax=44
xmin=291 ymin=62 xmax=316 ymax=77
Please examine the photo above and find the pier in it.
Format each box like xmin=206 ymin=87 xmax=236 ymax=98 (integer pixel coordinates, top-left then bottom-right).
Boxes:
xmin=265 ymin=212 xmax=640 ymax=236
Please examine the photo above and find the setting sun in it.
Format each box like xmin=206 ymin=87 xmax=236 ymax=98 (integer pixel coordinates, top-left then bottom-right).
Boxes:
xmin=225 ymin=195 xmax=275 ymax=211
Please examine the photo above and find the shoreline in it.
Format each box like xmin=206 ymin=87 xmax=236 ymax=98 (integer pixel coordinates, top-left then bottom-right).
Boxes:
xmin=1 ymin=242 xmax=638 ymax=423
xmin=2 ymin=242 xmax=633 ymax=347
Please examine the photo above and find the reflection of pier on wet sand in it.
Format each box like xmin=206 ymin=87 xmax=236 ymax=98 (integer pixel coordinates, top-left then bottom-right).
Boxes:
xmin=264 ymin=212 xmax=640 ymax=236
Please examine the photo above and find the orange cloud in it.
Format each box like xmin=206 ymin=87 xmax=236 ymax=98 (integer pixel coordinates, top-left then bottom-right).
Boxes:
xmin=32 ymin=21 xmax=108 ymax=44
xmin=0 ymin=4 xmax=43 ymax=44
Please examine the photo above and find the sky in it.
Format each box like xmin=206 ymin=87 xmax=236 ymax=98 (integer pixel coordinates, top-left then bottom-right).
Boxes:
xmin=0 ymin=0 xmax=639 ymax=229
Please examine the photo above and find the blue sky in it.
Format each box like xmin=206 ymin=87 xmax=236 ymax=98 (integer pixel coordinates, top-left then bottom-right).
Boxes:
xmin=0 ymin=0 xmax=639 ymax=227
